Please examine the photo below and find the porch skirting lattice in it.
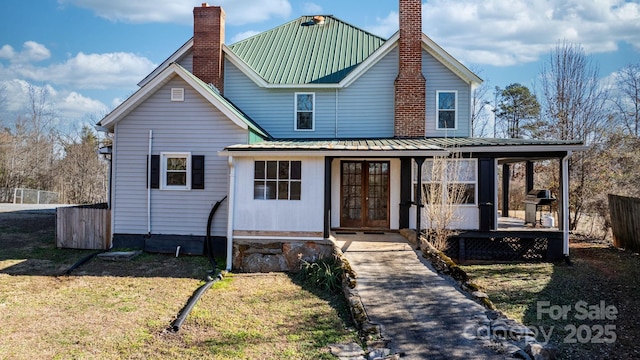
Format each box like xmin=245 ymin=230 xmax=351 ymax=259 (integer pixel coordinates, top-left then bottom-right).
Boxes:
xmin=442 ymin=231 xmax=564 ymax=262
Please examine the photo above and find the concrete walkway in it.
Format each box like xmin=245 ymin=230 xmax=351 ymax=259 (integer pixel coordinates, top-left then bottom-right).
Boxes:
xmin=334 ymin=232 xmax=508 ymax=359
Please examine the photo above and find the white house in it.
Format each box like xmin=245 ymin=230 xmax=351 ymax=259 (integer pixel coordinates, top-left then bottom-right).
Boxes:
xmin=99 ymin=0 xmax=586 ymax=271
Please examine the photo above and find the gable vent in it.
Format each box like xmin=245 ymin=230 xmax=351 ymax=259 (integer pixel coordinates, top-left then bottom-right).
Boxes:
xmin=171 ymin=88 xmax=185 ymax=101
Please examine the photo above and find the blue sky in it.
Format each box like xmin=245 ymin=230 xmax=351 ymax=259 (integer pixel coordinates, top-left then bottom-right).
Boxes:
xmin=1 ymin=0 xmax=638 ymax=132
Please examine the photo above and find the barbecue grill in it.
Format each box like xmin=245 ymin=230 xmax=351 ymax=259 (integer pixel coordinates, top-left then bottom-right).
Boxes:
xmin=523 ymin=189 xmax=556 ymax=225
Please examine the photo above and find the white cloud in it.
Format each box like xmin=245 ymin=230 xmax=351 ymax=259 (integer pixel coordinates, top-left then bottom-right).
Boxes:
xmin=365 ymin=11 xmax=398 ymax=38
xmin=0 ymin=79 xmax=106 ymax=121
xmin=231 ymin=30 xmax=261 ymax=43
xmin=0 ymin=41 xmax=51 ymax=63
xmin=418 ymin=0 xmax=640 ymax=66
xmin=0 ymin=45 xmax=16 ymax=60
xmin=59 ymin=0 xmax=292 ymax=25
xmin=58 ymin=91 xmax=108 ymax=119
xmin=302 ymin=3 xmax=323 ymax=14
xmin=8 ymin=51 xmax=156 ymax=89
xmin=20 ymin=41 xmax=51 ymax=63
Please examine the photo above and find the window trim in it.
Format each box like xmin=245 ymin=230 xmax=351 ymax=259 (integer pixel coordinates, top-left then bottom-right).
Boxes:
xmin=253 ymin=160 xmax=302 ymax=200
xmin=436 ymin=90 xmax=458 ymax=130
xmin=294 ymin=92 xmax=315 ymax=131
xmin=413 ymin=158 xmax=477 ymax=206
xmin=160 ymin=152 xmax=192 ymax=190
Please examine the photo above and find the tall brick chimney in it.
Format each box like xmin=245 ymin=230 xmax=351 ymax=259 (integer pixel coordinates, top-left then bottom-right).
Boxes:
xmin=394 ymin=0 xmax=425 ymax=138
xmin=193 ymin=3 xmax=225 ymax=93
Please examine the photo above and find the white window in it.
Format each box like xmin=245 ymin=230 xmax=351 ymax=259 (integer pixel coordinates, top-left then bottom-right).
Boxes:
xmin=436 ymin=91 xmax=457 ymax=130
xmin=161 ymin=152 xmax=191 ymax=190
xmin=294 ymin=92 xmax=314 ymax=131
xmin=413 ymin=158 xmax=476 ymax=205
xmin=254 ymin=160 xmax=301 ymax=200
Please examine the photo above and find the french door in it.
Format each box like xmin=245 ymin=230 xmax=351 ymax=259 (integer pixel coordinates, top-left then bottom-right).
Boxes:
xmin=340 ymin=161 xmax=390 ymax=228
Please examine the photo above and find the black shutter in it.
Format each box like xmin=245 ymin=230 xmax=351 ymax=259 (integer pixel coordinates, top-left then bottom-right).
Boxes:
xmin=191 ymin=155 xmax=205 ymax=189
xmin=147 ymin=155 xmax=160 ymax=189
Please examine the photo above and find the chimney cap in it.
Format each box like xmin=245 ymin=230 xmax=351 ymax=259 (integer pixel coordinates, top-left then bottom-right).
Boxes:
xmin=201 ymin=2 xmax=209 ymax=7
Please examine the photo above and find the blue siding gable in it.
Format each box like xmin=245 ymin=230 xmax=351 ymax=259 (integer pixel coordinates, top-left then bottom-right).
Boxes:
xmin=223 ymin=46 xmax=473 ymax=139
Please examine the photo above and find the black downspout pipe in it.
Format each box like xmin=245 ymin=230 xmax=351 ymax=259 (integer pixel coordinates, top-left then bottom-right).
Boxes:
xmin=205 ymin=196 xmax=227 ymax=271
xmin=415 ymin=157 xmax=425 ymax=250
xmin=170 ymin=196 xmax=228 ymax=333
xmin=170 ymin=271 xmax=224 ymax=332
xmin=63 ymin=251 xmax=103 ymax=275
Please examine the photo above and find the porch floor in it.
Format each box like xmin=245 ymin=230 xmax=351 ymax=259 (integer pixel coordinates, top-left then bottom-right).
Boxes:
xmin=497 ymin=212 xmax=559 ymax=231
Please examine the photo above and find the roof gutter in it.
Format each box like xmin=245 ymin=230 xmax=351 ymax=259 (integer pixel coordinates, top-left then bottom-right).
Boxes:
xmin=450 ymin=144 xmax=590 ymax=154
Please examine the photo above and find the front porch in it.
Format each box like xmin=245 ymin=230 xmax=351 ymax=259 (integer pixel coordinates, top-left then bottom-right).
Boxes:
xmin=423 ymin=211 xmax=564 ymax=262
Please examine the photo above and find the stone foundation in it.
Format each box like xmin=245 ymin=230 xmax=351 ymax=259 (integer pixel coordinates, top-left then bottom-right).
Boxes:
xmin=232 ymin=240 xmax=334 ymax=272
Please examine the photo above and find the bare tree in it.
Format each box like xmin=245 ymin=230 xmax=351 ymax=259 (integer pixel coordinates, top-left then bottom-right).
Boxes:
xmin=14 ymin=84 xmax=57 ymax=190
xmin=613 ymin=63 xmax=640 ymax=137
xmin=55 ymin=126 xmax=108 ymax=204
xmin=540 ymin=41 xmax=610 ymax=230
xmin=541 ymin=41 xmax=609 ymax=142
xmin=420 ymin=154 xmax=471 ymax=250
xmin=470 ymin=67 xmax=492 ymax=138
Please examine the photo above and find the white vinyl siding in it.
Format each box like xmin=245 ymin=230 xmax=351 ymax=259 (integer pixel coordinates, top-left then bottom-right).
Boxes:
xmin=423 ymin=49 xmax=471 ymax=137
xmin=233 ymin=157 xmax=324 ymax=233
xmin=112 ymin=76 xmax=247 ymax=237
xmin=224 ymin=54 xmax=397 ymax=139
xmin=177 ymin=51 xmax=193 ymax=73
xmin=337 ymin=47 xmax=397 ymax=137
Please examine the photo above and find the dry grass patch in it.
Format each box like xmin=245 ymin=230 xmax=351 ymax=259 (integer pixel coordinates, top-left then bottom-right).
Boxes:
xmin=0 ymin=211 xmax=358 ymax=360
xmin=160 ymin=273 xmax=358 ymax=359
xmin=460 ymin=237 xmax=640 ymax=360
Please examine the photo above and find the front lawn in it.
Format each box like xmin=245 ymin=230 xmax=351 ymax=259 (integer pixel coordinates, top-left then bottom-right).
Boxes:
xmin=460 ymin=237 xmax=640 ymax=360
xmin=0 ymin=211 xmax=357 ymax=360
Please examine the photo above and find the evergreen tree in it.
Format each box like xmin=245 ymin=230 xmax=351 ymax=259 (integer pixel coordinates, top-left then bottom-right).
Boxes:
xmin=495 ymin=83 xmax=540 ymax=138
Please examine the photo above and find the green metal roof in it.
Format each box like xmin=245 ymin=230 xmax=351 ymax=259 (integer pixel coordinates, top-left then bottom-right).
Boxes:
xmin=225 ymin=137 xmax=585 ymax=152
xmin=226 ymin=138 xmax=442 ymax=152
xmin=227 ymin=16 xmax=386 ymax=84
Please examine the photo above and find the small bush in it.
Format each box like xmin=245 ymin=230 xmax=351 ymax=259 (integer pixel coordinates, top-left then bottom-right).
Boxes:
xmin=297 ymin=255 xmax=344 ymax=293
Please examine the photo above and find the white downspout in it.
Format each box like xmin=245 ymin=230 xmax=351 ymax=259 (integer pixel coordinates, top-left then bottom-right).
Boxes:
xmin=147 ymin=130 xmax=153 ymax=235
xmin=562 ymin=151 xmax=573 ymax=256
xmin=226 ymin=155 xmax=235 ymax=271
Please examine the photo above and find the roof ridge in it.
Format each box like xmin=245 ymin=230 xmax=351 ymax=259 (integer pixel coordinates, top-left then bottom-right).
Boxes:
xmin=227 ymin=15 xmax=386 ymax=85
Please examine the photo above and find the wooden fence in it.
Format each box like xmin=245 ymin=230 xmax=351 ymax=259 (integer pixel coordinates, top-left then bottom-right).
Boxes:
xmin=608 ymin=194 xmax=640 ymax=252
xmin=56 ymin=206 xmax=111 ymax=250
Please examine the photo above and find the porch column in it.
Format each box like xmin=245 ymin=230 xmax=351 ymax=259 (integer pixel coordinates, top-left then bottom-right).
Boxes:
xmin=502 ymin=163 xmax=510 ymax=217
xmin=399 ymin=157 xmax=412 ymax=229
xmin=323 ymin=157 xmax=333 ymax=238
xmin=526 ymin=161 xmax=534 ymax=193
xmin=478 ymin=158 xmax=496 ymax=231
xmin=414 ymin=157 xmax=425 ymax=249
xmin=560 ymin=152 xmax=573 ymax=257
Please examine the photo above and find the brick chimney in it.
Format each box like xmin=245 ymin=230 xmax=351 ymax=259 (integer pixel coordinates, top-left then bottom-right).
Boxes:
xmin=394 ymin=0 xmax=425 ymax=138
xmin=193 ymin=3 xmax=225 ymax=93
